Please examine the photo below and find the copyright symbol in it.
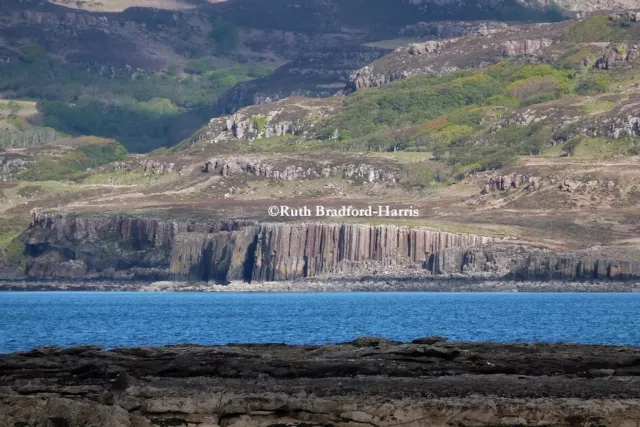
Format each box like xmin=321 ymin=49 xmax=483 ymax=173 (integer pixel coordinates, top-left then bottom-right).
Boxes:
xmin=268 ymin=206 xmax=280 ymax=217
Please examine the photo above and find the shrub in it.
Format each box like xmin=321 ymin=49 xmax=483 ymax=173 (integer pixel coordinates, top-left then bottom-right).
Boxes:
xmin=251 ymin=115 xmax=268 ymax=134
xmin=7 ymin=101 xmax=20 ymax=118
xmin=562 ymin=138 xmax=581 ymax=156
xmin=339 ymin=129 xmax=351 ymax=141
xmin=18 ymin=140 xmax=128 ymax=181
xmin=575 ymin=73 xmax=611 ymax=94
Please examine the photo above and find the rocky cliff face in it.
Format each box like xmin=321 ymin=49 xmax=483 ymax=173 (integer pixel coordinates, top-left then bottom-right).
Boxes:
xmin=196 ymin=97 xmax=343 ymax=144
xmin=23 ymin=211 xmax=493 ymax=283
xmin=202 ymin=157 xmax=397 ymax=183
xmin=429 ymin=244 xmax=640 ymax=280
xmin=0 ymin=155 xmax=33 ymax=180
xmin=112 ymin=159 xmax=180 ymax=175
xmin=19 ymin=212 xmax=640 ymax=283
xmin=347 ymin=24 xmax=562 ymax=91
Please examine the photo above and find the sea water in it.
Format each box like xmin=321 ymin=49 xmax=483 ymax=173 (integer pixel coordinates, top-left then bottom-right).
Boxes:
xmin=1 ymin=291 xmax=639 ymax=353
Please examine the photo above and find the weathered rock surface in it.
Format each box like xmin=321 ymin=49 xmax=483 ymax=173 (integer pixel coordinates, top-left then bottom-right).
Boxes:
xmin=203 ymin=157 xmax=396 ymax=183
xmin=23 ymin=211 xmax=493 ymax=283
xmin=596 ymin=42 xmax=640 ymax=69
xmin=18 ymin=212 xmax=640 ymax=283
xmin=481 ymin=173 xmax=541 ymax=193
xmin=0 ymin=154 xmax=33 ymax=180
xmin=195 ymin=97 xmax=343 ymax=144
xmin=501 ymin=38 xmax=553 ymax=56
xmin=347 ymin=23 xmax=561 ymax=91
xmin=429 ymin=244 xmax=640 ymax=280
xmin=1 ymin=340 xmax=640 ymax=427
xmin=113 ymin=159 xmax=178 ymax=175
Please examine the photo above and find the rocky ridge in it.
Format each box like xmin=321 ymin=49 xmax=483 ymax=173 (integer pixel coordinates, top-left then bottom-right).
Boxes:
xmin=202 ymin=157 xmax=397 ymax=183
xmin=196 ymin=97 xmax=343 ymax=144
xmin=347 ymin=23 xmax=564 ymax=91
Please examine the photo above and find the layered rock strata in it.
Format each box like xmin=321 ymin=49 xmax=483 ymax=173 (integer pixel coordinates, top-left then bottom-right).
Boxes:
xmin=1 ymin=339 xmax=640 ymax=427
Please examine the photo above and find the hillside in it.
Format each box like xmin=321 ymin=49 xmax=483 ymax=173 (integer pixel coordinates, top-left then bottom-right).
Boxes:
xmin=2 ymin=2 xmax=640 ymax=285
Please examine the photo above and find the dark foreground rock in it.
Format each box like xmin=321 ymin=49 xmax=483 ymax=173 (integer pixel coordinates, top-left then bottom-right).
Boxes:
xmin=1 ymin=339 xmax=640 ymax=426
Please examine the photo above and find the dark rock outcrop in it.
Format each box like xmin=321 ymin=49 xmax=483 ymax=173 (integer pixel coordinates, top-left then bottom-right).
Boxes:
xmin=428 ymin=244 xmax=640 ymax=281
xmin=19 ymin=212 xmax=640 ymax=283
xmin=595 ymin=42 xmax=640 ymax=69
xmin=1 ymin=340 xmax=640 ymax=427
xmin=113 ymin=159 xmax=178 ymax=175
xmin=481 ymin=173 xmax=541 ymax=193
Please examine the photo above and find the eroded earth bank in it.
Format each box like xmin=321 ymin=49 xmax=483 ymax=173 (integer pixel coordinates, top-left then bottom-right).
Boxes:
xmin=1 ymin=338 xmax=640 ymax=427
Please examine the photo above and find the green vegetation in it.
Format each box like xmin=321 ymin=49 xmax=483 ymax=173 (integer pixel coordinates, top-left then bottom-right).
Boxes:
xmin=0 ymin=50 xmax=272 ymax=152
xmin=209 ymin=19 xmax=239 ymax=54
xmin=18 ymin=139 xmax=128 ymax=181
xmin=563 ymin=15 xmax=636 ymax=43
xmin=317 ymin=62 xmax=589 ymax=173
xmin=0 ymin=217 xmax=28 ymax=270
xmin=0 ymin=123 xmax=57 ymax=149
xmin=562 ymin=138 xmax=581 ymax=156
xmin=306 ymin=58 xmax=639 ymax=174
xmin=576 ymin=73 xmax=611 ymax=94
xmin=251 ymin=115 xmax=268 ymax=134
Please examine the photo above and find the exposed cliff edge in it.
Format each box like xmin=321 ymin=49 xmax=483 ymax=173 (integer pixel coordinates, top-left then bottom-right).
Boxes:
xmin=22 ymin=211 xmax=493 ymax=283
xmin=2 ymin=339 xmax=640 ymax=427
xmin=191 ymin=97 xmax=343 ymax=145
xmin=12 ymin=211 xmax=640 ymax=285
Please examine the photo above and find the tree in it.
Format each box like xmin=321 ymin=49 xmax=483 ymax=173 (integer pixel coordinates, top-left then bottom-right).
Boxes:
xmin=209 ymin=19 xmax=239 ymax=54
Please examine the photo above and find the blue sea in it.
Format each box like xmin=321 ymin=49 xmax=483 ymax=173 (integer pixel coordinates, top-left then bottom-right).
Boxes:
xmin=1 ymin=292 xmax=639 ymax=353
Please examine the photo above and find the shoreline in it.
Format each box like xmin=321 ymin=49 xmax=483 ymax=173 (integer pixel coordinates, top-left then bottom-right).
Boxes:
xmin=2 ymin=338 xmax=640 ymax=426
xmin=2 ymin=278 xmax=640 ymax=292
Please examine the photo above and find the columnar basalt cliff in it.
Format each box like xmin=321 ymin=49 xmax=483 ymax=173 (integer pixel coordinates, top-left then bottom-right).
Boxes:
xmin=17 ymin=212 xmax=640 ymax=283
xmin=23 ymin=212 xmax=493 ymax=283
xmin=428 ymin=245 xmax=640 ymax=280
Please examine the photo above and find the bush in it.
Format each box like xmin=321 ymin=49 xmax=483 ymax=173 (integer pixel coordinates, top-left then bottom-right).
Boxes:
xmin=575 ymin=73 xmax=611 ymax=94
xmin=339 ymin=70 xmax=503 ymax=138
xmin=251 ymin=115 xmax=268 ymax=134
xmin=563 ymin=138 xmax=581 ymax=156
xmin=18 ymin=140 xmax=128 ymax=181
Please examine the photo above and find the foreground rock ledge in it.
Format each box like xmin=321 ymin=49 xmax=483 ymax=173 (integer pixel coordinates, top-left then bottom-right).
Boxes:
xmin=2 ymin=339 xmax=640 ymax=427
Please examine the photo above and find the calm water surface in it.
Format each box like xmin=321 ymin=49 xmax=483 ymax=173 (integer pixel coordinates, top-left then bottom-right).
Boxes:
xmin=1 ymin=292 xmax=639 ymax=353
